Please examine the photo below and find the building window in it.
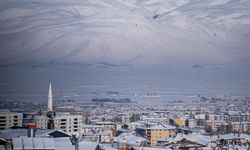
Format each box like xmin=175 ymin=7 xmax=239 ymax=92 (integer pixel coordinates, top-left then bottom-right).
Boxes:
xmin=14 ymin=116 xmax=18 ymax=119
xmin=74 ymin=118 xmax=78 ymax=121
xmin=61 ymin=119 xmax=66 ymax=122
xmin=0 ymin=117 xmax=6 ymax=119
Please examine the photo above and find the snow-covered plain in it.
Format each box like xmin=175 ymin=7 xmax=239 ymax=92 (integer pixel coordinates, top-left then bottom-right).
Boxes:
xmin=0 ymin=0 xmax=250 ymax=68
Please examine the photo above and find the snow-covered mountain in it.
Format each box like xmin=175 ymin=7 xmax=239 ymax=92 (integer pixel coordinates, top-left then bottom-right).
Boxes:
xmin=0 ymin=0 xmax=249 ymax=68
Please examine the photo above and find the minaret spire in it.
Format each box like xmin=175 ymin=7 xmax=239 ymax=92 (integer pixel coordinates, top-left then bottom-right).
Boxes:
xmin=48 ymin=82 xmax=53 ymax=111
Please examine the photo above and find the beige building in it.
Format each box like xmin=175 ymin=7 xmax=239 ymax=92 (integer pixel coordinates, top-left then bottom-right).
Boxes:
xmin=186 ymin=118 xmax=197 ymax=129
xmin=35 ymin=113 xmax=82 ymax=133
xmin=0 ymin=112 xmax=23 ymax=130
xmin=230 ymin=122 xmax=250 ymax=133
xmin=136 ymin=124 xmax=176 ymax=147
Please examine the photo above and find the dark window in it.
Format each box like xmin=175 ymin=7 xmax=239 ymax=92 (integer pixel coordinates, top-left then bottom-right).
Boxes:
xmin=0 ymin=117 xmax=6 ymax=119
xmin=0 ymin=124 xmax=6 ymax=126
xmin=74 ymin=122 xmax=78 ymax=125
xmin=14 ymin=123 xmax=18 ymax=126
xmin=74 ymin=118 xmax=78 ymax=121
xmin=61 ymin=123 xmax=66 ymax=125
xmin=14 ymin=119 xmax=18 ymax=122
xmin=74 ymin=126 xmax=78 ymax=128
xmin=61 ymin=126 xmax=66 ymax=129
xmin=74 ymin=129 xmax=78 ymax=132
xmin=14 ymin=116 xmax=18 ymax=119
xmin=0 ymin=120 xmax=6 ymax=123
xmin=61 ymin=119 xmax=66 ymax=122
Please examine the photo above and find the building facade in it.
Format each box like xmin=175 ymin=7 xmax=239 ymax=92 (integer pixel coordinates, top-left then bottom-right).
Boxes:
xmin=136 ymin=124 xmax=176 ymax=147
xmin=0 ymin=112 xmax=23 ymax=130
xmin=35 ymin=113 xmax=82 ymax=133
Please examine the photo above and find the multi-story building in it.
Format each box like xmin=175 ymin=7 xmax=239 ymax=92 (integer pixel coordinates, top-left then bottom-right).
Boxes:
xmin=35 ymin=115 xmax=48 ymax=129
xmin=35 ymin=113 xmax=82 ymax=133
xmin=82 ymin=125 xmax=104 ymax=133
xmin=194 ymin=114 xmax=206 ymax=128
xmin=22 ymin=112 xmax=36 ymax=127
xmin=230 ymin=122 xmax=250 ymax=133
xmin=224 ymin=112 xmax=242 ymax=122
xmin=141 ymin=116 xmax=169 ymax=125
xmin=241 ymin=112 xmax=250 ymax=121
xmin=242 ymin=122 xmax=250 ymax=133
xmin=95 ymin=121 xmax=117 ymax=130
xmin=0 ymin=112 xmax=23 ymax=130
xmin=136 ymin=124 xmax=176 ymax=147
xmin=121 ymin=115 xmax=130 ymax=124
xmin=205 ymin=120 xmax=230 ymax=133
xmin=186 ymin=118 xmax=197 ymax=129
xmin=126 ymin=122 xmax=144 ymax=131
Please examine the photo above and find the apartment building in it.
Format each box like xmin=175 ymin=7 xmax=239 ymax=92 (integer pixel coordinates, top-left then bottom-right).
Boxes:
xmin=0 ymin=112 xmax=23 ymax=130
xmin=141 ymin=116 xmax=169 ymax=125
xmin=35 ymin=113 xmax=82 ymax=133
xmin=136 ymin=124 xmax=176 ymax=147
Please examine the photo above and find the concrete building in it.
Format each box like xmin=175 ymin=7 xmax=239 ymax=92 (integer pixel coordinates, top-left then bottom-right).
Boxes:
xmin=141 ymin=116 xmax=169 ymax=125
xmin=0 ymin=112 xmax=23 ymax=130
xmin=126 ymin=122 xmax=144 ymax=131
xmin=186 ymin=118 xmax=197 ymax=129
xmin=35 ymin=113 xmax=82 ymax=133
xmin=241 ymin=122 xmax=250 ymax=133
xmin=205 ymin=120 xmax=230 ymax=133
xmin=82 ymin=125 xmax=104 ymax=133
xmin=136 ymin=124 xmax=176 ymax=147
xmin=230 ymin=122 xmax=250 ymax=133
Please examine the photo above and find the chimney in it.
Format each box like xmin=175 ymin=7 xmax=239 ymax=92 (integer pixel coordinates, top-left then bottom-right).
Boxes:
xmin=27 ymin=123 xmax=36 ymax=137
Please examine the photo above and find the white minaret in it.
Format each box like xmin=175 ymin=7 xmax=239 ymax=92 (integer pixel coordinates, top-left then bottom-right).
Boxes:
xmin=47 ymin=82 xmax=53 ymax=111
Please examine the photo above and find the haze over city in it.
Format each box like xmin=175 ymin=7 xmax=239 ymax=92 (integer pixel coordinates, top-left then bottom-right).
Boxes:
xmin=0 ymin=0 xmax=250 ymax=150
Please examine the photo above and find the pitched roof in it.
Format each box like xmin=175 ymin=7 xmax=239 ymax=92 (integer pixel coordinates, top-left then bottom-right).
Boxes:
xmin=12 ymin=137 xmax=55 ymax=150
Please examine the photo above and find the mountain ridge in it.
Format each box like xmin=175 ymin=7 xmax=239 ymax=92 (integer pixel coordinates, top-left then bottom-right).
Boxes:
xmin=0 ymin=0 xmax=249 ymax=68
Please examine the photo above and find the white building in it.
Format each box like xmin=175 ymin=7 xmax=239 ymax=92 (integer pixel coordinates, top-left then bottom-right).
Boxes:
xmin=35 ymin=113 xmax=82 ymax=133
xmin=0 ymin=112 xmax=23 ymax=130
xmin=187 ymin=118 xmax=197 ymax=129
xmin=126 ymin=122 xmax=144 ymax=131
xmin=141 ymin=116 xmax=169 ymax=125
